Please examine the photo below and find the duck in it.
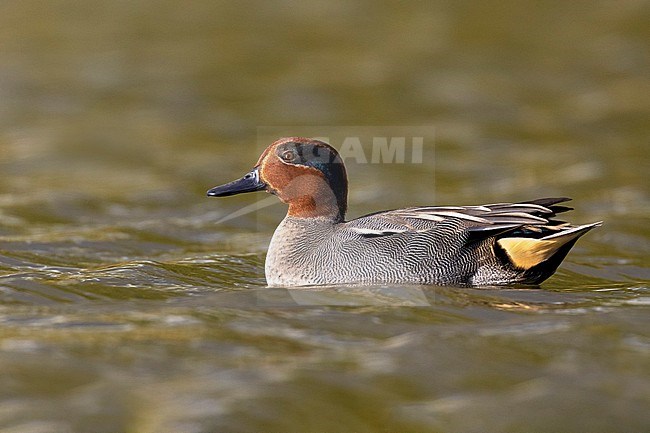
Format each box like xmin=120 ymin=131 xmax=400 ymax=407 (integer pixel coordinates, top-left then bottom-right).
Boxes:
xmin=207 ymin=137 xmax=601 ymax=287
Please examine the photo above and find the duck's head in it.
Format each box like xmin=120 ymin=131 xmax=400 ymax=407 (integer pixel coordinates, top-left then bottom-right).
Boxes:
xmin=207 ymin=137 xmax=348 ymax=221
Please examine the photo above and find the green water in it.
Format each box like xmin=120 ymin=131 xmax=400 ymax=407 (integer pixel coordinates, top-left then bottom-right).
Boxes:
xmin=1 ymin=1 xmax=649 ymax=432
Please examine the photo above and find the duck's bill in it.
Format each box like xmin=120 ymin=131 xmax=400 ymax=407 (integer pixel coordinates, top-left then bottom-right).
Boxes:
xmin=207 ymin=168 xmax=266 ymax=197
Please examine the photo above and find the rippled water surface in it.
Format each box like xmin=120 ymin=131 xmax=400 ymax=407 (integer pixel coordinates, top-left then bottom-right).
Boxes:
xmin=1 ymin=1 xmax=649 ymax=432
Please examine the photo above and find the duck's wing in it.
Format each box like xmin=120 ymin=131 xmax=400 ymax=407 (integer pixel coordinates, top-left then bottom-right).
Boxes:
xmin=346 ymin=197 xmax=575 ymax=239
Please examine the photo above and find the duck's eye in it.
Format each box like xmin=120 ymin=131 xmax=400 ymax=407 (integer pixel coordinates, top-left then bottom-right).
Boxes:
xmin=281 ymin=150 xmax=296 ymax=162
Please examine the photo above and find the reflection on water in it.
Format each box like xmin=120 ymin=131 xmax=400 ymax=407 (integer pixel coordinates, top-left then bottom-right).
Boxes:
xmin=1 ymin=0 xmax=649 ymax=432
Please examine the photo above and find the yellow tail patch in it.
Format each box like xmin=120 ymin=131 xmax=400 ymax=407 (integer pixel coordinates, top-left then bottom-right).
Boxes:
xmin=497 ymin=237 xmax=564 ymax=269
xmin=497 ymin=222 xmax=601 ymax=269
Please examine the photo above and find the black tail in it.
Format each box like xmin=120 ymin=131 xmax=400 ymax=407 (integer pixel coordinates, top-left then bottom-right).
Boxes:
xmin=496 ymin=221 xmax=602 ymax=284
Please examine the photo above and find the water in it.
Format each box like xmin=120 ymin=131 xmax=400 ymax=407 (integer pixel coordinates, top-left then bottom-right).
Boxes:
xmin=1 ymin=1 xmax=649 ymax=432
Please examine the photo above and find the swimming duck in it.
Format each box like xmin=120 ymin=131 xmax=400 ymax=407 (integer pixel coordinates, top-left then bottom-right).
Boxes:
xmin=207 ymin=137 xmax=600 ymax=286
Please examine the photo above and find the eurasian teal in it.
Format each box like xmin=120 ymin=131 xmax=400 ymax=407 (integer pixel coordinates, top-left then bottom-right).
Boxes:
xmin=208 ymin=137 xmax=601 ymax=287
